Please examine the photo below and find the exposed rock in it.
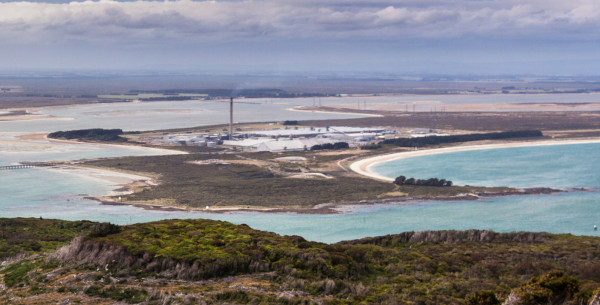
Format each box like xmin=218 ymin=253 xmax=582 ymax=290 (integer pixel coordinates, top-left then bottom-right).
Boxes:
xmin=341 ymin=229 xmax=550 ymax=246
xmin=589 ymin=291 xmax=600 ymax=305
xmin=51 ymin=236 xmax=266 ymax=280
xmin=501 ymin=291 xmax=520 ymax=305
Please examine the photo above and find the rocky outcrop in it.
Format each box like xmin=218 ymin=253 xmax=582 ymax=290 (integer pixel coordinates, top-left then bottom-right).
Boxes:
xmin=589 ymin=291 xmax=600 ymax=305
xmin=501 ymin=291 xmax=520 ymax=305
xmin=51 ymin=237 xmax=267 ymax=280
xmin=341 ymin=229 xmax=550 ymax=246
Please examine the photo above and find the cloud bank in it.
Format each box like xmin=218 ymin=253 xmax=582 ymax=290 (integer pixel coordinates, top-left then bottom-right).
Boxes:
xmin=1 ymin=0 xmax=599 ymax=44
xmin=1 ymin=0 xmax=599 ymax=74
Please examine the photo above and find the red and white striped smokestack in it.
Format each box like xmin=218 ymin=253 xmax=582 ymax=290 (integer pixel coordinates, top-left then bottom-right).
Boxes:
xmin=229 ymin=97 xmax=233 ymax=139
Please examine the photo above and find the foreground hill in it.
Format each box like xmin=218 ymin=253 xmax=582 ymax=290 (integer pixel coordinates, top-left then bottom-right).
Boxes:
xmin=1 ymin=218 xmax=600 ymax=304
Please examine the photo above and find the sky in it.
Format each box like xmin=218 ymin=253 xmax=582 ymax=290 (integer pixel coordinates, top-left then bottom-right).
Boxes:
xmin=1 ymin=0 xmax=600 ymax=75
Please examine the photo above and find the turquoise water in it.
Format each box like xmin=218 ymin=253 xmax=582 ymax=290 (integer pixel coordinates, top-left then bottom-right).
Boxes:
xmin=2 ymin=143 xmax=600 ymax=243
xmin=371 ymin=143 xmax=600 ymax=188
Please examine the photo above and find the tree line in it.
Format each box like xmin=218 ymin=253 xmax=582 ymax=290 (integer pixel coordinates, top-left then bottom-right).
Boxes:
xmin=310 ymin=142 xmax=350 ymax=150
xmin=394 ymin=175 xmax=453 ymax=187
xmin=382 ymin=130 xmax=543 ymax=147
xmin=48 ymin=128 xmax=127 ymax=142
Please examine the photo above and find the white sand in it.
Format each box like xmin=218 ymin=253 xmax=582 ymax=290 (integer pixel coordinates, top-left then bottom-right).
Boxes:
xmin=350 ymin=138 xmax=600 ymax=182
xmin=43 ymin=165 xmax=156 ymax=196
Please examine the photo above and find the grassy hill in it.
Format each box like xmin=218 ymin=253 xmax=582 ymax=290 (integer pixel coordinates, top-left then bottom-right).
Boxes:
xmin=1 ymin=218 xmax=600 ymax=304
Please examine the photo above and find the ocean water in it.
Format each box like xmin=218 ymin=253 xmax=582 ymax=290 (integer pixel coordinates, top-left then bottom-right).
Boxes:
xmin=370 ymin=143 xmax=600 ymax=189
xmin=2 ymin=143 xmax=600 ymax=243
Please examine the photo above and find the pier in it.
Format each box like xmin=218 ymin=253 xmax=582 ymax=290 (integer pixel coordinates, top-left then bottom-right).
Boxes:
xmin=0 ymin=162 xmax=61 ymax=170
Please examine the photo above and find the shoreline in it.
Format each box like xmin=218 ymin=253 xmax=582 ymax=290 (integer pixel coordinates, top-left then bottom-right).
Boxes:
xmin=350 ymin=137 xmax=600 ymax=182
xmin=55 ymin=163 xmax=340 ymax=214
xmin=43 ymin=137 xmax=600 ymax=215
xmin=12 ymin=132 xmax=189 ymax=157
xmin=42 ymin=165 xmax=158 ymax=197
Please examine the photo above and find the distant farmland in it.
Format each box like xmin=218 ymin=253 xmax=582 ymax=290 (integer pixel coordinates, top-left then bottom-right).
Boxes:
xmin=97 ymin=93 xmax=208 ymax=101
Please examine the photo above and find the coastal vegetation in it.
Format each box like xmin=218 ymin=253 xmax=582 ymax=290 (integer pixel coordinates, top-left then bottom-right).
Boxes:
xmin=310 ymin=142 xmax=350 ymax=151
xmin=84 ymin=151 xmax=522 ymax=209
xmin=48 ymin=128 xmax=128 ymax=142
xmin=282 ymin=120 xmax=299 ymax=125
xmin=394 ymin=175 xmax=453 ymax=187
xmin=0 ymin=218 xmax=98 ymax=259
xmin=381 ymin=130 xmax=543 ymax=148
xmin=86 ymin=153 xmax=396 ymax=208
xmin=2 ymin=218 xmax=600 ymax=304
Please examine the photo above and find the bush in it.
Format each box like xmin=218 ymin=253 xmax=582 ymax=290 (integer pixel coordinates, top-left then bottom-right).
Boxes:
xmin=88 ymin=222 xmax=122 ymax=238
xmin=465 ymin=291 xmax=500 ymax=305
xmin=514 ymin=270 xmax=579 ymax=305
xmin=85 ymin=285 xmax=148 ymax=303
xmin=2 ymin=261 xmax=36 ymax=287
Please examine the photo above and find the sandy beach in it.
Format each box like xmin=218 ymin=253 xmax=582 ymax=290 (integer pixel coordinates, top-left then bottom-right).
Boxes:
xmin=350 ymin=138 xmax=600 ymax=182
xmin=42 ymin=165 xmax=157 ymax=196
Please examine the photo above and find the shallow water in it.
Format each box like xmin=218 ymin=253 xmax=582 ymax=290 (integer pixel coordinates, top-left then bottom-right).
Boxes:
xmin=0 ymin=99 xmax=367 ymax=133
xmin=370 ymin=143 xmax=600 ymax=188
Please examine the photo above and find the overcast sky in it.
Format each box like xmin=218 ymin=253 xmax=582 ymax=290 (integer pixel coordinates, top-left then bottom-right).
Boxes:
xmin=1 ymin=0 xmax=599 ymax=75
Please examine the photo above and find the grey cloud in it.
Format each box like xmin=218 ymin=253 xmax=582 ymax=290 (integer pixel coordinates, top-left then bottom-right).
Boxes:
xmin=0 ymin=0 xmax=599 ymax=43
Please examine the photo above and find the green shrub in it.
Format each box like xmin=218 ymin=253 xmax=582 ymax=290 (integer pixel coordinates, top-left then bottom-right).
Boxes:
xmin=85 ymin=285 xmax=148 ymax=304
xmin=465 ymin=291 xmax=500 ymax=305
xmin=514 ymin=270 xmax=579 ymax=305
xmin=88 ymin=222 xmax=122 ymax=238
xmin=2 ymin=261 xmax=37 ymax=287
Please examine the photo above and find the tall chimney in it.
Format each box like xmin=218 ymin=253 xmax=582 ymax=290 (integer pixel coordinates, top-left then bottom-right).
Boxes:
xmin=229 ymin=97 xmax=234 ymax=139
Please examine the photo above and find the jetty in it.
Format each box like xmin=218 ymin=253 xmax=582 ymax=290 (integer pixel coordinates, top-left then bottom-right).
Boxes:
xmin=0 ymin=162 xmax=62 ymax=170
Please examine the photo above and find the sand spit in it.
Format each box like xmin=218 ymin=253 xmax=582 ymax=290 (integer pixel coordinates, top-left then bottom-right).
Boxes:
xmin=14 ymin=132 xmax=189 ymax=157
xmin=350 ymin=138 xmax=600 ymax=181
xmin=42 ymin=165 xmax=157 ymax=196
xmin=289 ymin=106 xmax=383 ymax=117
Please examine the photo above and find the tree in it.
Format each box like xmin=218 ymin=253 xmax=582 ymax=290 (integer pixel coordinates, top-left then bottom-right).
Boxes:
xmin=394 ymin=176 xmax=406 ymax=185
xmin=393 ymin=176 xmax=452 ymax=187
xmin=333 ymin=142 xmax=349 ymax=149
